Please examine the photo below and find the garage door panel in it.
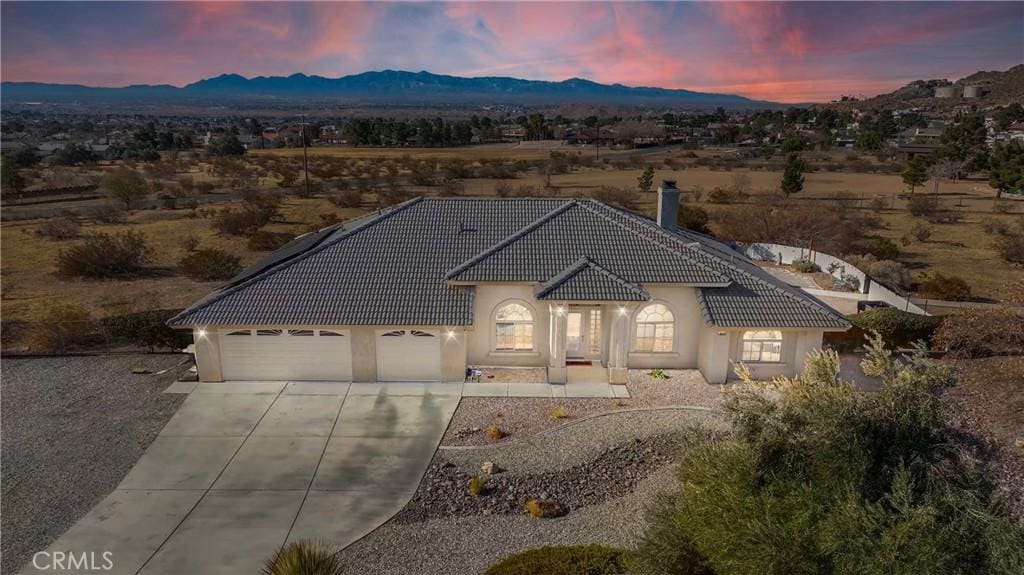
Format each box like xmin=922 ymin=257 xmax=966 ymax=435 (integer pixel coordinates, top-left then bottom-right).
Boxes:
xmin=376 ymin=330 xmax=441 ymax=382
xmin=221 ymin=330 xmax=352 ymax=381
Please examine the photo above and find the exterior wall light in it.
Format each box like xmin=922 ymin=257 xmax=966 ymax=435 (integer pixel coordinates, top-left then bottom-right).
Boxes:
xmin=197 ymin=328 xmax=207 ymax=338
xmin=446 ymin=330 xmax=456 ymax=340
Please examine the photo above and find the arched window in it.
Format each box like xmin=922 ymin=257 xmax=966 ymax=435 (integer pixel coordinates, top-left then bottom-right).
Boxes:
xmin=495 ymin=302 xmax=534 ymax=351
xmin=741 ymin=330 xmax=783 ymax=362
xmin=634 ymin=303 xmax=674 ymax=352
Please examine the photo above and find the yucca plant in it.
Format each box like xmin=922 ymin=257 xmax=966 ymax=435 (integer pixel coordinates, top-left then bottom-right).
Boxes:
xmin=262 ymin=540 xmax=344 ymax=575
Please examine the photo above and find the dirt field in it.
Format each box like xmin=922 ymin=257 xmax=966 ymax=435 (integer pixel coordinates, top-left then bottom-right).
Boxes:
xmin=1 ymin=198 xmax=364 ymax=323
xmin=3 ymin=147 xmax=1021 ymax=329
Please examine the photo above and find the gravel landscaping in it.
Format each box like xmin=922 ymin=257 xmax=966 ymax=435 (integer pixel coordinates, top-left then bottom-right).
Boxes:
xmin=398 ymin=432 xmax=684 ymax=522
xmin=443 ymin=369 xmax=727 ymax=446
xmin=1 ymin=354 xmax=190 ymax=574
xmin=341 ymin=409 xmax=717 ymax=575
xmin=470 ymin=367 xmax=548 ymax=383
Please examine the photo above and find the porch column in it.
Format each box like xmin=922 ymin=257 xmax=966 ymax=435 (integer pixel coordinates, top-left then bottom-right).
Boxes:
xmin=607 ymin=304 xmax=631 ymax=384
xmin=548 ymin=303 xmax=568 ymax=383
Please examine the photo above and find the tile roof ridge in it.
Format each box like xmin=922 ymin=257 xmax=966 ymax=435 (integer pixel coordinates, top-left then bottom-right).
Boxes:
xmin=168 ymin=196 xmax=424 ymax=326
xmin=444 ymin=199 xmax=577 ymax=280
xmin=535 ymin=256 xmax=649 ymax=300
xmin=574 ymin=199 xmax=731 ymax=285
xmin=581 ymin=200 xmax=844 ymax=325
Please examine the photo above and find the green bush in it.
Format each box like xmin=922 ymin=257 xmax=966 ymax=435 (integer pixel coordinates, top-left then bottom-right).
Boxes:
xmin=633 ymin=341 xmax=1024 ymax=575
xmin=791 ymin=258 xmax=820 ymax=273
xmin=101 ymin=309 xmax=191 ymax=351
xmin=178 ymin=248 xmax=242 ymax=281
xmin=860 ymin=236 xmax=900 ymax=260
xmin=56 ymin=231 xmax=151 ymax=278
xmin=484 ymin=545 xmax=627 ymax=575
xmin=836 ymin=308 xmax=942 ymax=350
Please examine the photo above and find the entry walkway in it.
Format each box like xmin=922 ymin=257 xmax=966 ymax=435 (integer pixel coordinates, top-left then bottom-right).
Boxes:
xmin=21 ymin=382 xmax=459 ymax=575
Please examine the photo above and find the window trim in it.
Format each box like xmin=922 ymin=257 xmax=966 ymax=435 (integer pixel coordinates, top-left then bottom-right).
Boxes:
xmin=740 ymin=330 xmax=784 ymax=363
xmin=632 ymin=302 xmax=675 ymax=353
xmin=493 ymin=300 xmax=536 ymax=352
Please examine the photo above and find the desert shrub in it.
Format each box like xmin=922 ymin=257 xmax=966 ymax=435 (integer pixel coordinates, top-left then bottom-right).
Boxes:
xmin=57 ymin=231 xmax=151 ymax=278
xmin=181 ymin=234 xmax=200 ymax=252
xmin=791 ymin=258 xmax=820 ymax=273
xmin=848 ymin=255 xmax=910 ymax=291
xmin=868 ymin=195 xmax=889 ymax=211
xmin=327 ymin=189 xmax=362 ymax=209
xmin=860 ymin=236 xmax=900 ymax=260
xmin=907 ymin=194 xmax=939 ymax=217
xmin=241 ymin=190 xmax=282 ymax=220
xmin=845 ymin=308 xmax=942 ymax=349
xmin=247 ymin=231 xmax=294 ymax=252
xmin=706 ymin=187 xmax=738 ymax=204
xmin=551 ymin=407 xmax=568 ymax=419
xmin=635 ymin=341 xmax=1024 ymax=575
xmin=981 ymin=217 xmax=1011 ymax=235
xmin=484 ymin=545 xmax=626 ymax=575
xmin=677 ymin=204 xmax=710 ymax=234
xmin=934 ymin=299 xmax=1024 ymax=358
xmin=438 ymin=178 xmax=465 ymax=197
xmin=101 ymin=309 xmax=191 ymax=351
xmin=911 ymin=222 xmax=932 ymax=242
xmin=27 ymin=302 xmax=95 ymax=351
xmin=485 ymin=425 xmax=505 ymax=441
xmin=928 ymin=209 xmax=963 ymax=224
xmin=592 ymin=186 xmax=637 ymax=210
xmin=495 ymin=182 xmax=514 ymax=198
xmin=92 ymin=205 xmax=126 ymax=224
xmin=524 ymin=499 xmax=568 ymax=519
xmin=378 ymin=186 xmax=413 ymax=207
xmin=35 ymin=216 xmax=81 ymax=240
xmin=994 ymin=229 xmax=1024 ymax=266
xmin=262 ymin=540 xmax=344 ymax=575
xmin=212 ymin=205 xmax=271 ymax=236
xmin=468 ymin=475 xmax=487 ymax=497
xmin=917 ymin=272 xmax=971 ymax=301
xmin=178 ymin=248 xmax=242 ymax=281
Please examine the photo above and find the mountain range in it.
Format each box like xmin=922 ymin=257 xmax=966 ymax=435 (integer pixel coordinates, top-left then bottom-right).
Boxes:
xmin=1 ymin=70 xmax=774 ymax=108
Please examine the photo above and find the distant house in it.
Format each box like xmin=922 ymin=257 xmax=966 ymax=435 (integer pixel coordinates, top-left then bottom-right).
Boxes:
xmin=498 ymin=125 xmax=526 ymax=140
xmin=896 ymin=143 xmax=941 ymax=161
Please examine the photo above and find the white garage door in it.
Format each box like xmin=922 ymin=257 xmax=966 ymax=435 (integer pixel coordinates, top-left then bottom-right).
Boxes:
xmin=220 ymin=329 xmax=352 ymax=381
xmin=376 ymin=329 xmax=442 ymax=382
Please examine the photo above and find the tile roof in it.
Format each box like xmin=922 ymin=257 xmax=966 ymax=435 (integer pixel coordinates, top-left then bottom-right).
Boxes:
xmin=169 ymin=197 xmax=848 ymax=330
xmin=535 ymin=257 xmax=650 ymax=301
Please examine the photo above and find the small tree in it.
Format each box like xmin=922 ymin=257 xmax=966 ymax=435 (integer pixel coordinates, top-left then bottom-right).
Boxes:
xmin=780 ymin=153 xmax=805 ymax=197
xmin=638 ymin=165 xmax=655 ymax=194
xmin=988 ymin=140 xmax=1024 ymax=203
xmin=101 ymin=168 xmax=147 ymax=210
xmin=901 ymin=156 xmax=928 ymax=195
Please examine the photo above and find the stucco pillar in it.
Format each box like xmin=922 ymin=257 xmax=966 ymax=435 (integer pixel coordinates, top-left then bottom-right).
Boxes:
xmin=607 ymin=305 xmax=631 ymax=384
xmin=548 ymin=303 xmax=568 ymax=383
xmin=697 ymin=326 xmax=731 ymax=384
xmin=441 ymin=328 xmax=468 ymax=383
xmin=193 ymin=328 xmax=224 ymax=382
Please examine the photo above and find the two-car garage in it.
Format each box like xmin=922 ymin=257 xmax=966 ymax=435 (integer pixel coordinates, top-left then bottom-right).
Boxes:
xmin=217 ymin=327 xmax=442 ymax=382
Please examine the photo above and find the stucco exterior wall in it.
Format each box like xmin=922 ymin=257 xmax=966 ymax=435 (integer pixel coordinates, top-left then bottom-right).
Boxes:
xmin=625 ymin=285 xmax=702 ymax=370
xmin=724 ymin=328 xmax=826 ymax=381
xmin=194 ymin=328 xmax=224 ymax=382
xmin=467 ymin=284 xmax=551 ymax=367
xmin=349 ymin=326 xmax=377 ymax=382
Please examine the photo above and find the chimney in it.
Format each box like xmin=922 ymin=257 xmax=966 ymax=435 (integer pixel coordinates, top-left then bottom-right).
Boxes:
xmin=657 ymin=180 xmax=679 ymax=231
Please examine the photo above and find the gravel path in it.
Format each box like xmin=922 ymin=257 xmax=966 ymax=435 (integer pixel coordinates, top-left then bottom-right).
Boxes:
xmin=442 ymin=408 xmax=725 ymax=475
xmin=443 ymin=369 xmax=727 ymax=446
xmin=339 ymin=465 xmax=679 ymax=575
xmin=1 ymin=354 xmax=190 ymax=574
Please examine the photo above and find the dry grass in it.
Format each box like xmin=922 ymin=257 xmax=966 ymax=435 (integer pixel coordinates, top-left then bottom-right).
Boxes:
xmin=1 ymin=198 xmax=364 ymax=324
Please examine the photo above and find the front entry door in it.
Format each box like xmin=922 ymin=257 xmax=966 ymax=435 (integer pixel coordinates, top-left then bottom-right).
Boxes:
xmin=566 ymin=307 xmax=602 ymax=359
xmin=566 ymin=312 xmax=584 ymax=357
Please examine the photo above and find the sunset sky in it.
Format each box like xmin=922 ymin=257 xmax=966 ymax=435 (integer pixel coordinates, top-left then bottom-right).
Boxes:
xmin=2 ymin=1 xmax=1021 ymax=103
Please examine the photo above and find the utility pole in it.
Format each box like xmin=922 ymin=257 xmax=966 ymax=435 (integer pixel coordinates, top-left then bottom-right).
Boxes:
xmin=300 ymin=114 xmax=310 ymax=197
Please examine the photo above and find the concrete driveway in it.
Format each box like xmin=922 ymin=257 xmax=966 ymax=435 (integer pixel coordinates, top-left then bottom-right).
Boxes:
xmin=21 ymin=382 xmax=460 ymax=575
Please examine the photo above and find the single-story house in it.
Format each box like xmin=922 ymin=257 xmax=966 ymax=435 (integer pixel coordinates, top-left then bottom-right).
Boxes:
xmin=169 ymin=182 xmax=849 ymax=384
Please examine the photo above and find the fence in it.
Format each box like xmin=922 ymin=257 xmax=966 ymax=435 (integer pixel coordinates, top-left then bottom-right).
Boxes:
xmin=739 ymin=242 xmax=928 ymax=315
